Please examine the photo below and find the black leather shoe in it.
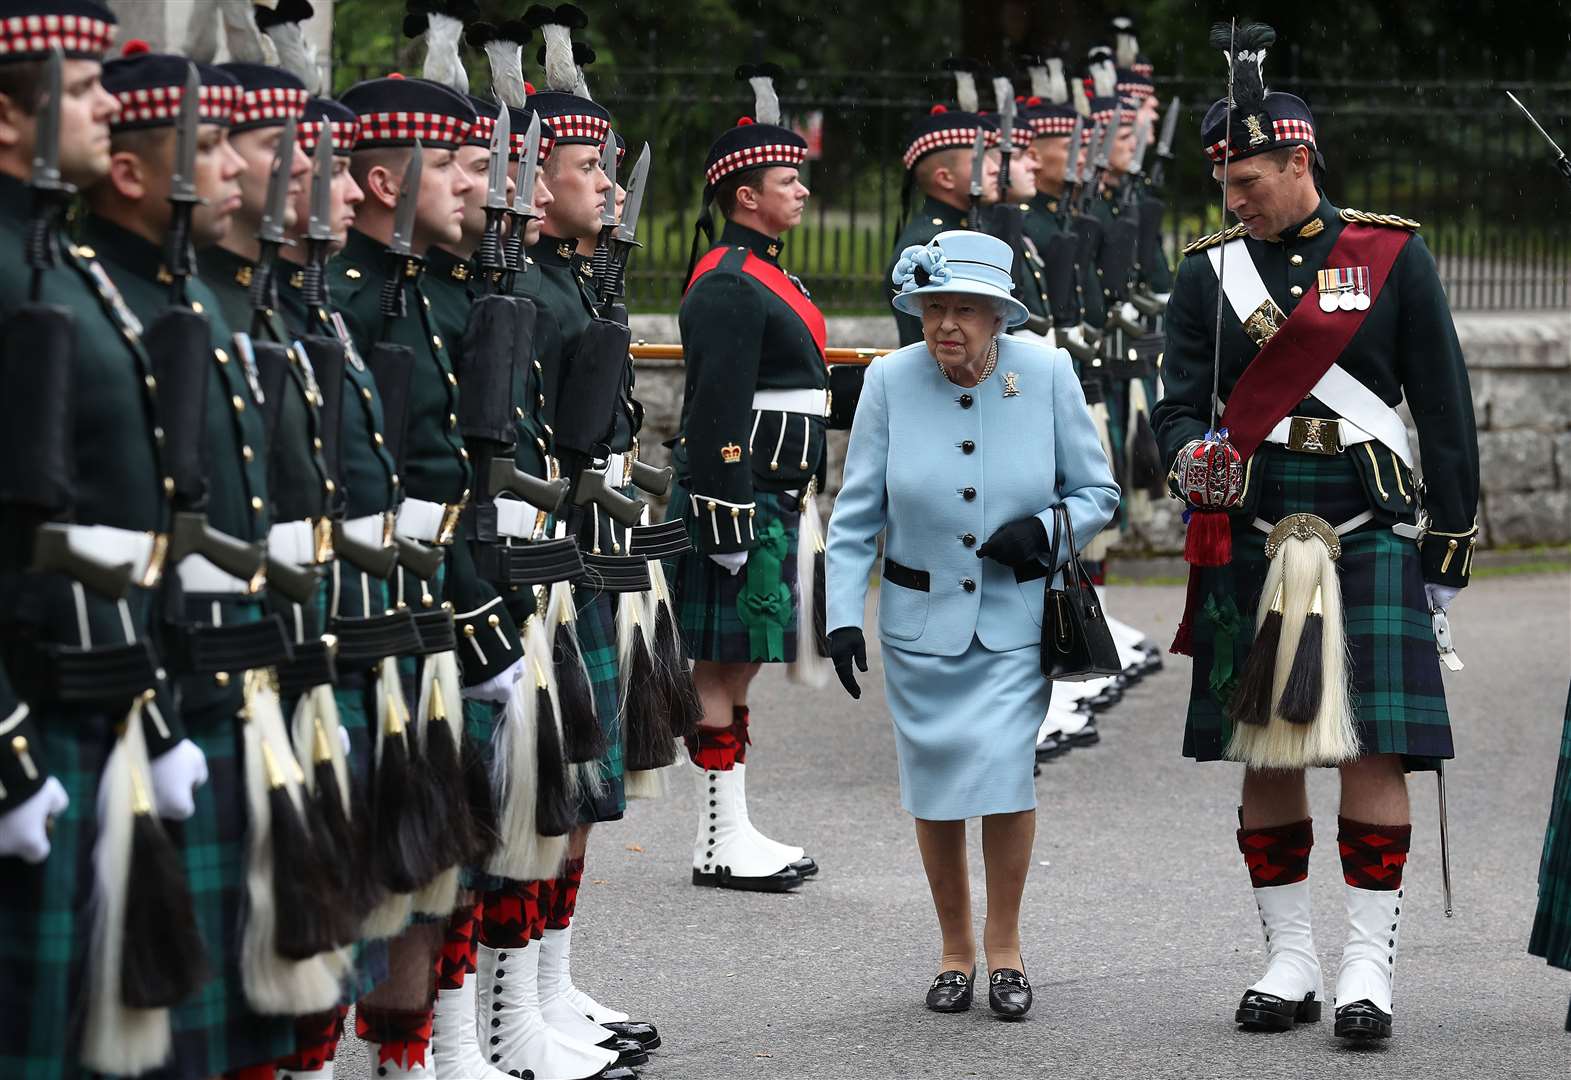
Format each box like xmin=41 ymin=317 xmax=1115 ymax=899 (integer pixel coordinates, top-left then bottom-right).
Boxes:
xmin=1065 ymin=717 xmax=1100 ymax=747
xmin=602 ymin=1035 xmax=648 ymax=1067
xmin=790 ymin=856 xmax=819 ymax=878
xmin=1334 ymin=999 xmax=1392 ymax=1040
xmin=1235 ymin=989 xmax=1321 ymax=1031
xmin=988 ymin=966 xmax=1032 ymax=1019
xmin=691 ymin=865 xmax=802 ymax=892
xmin=925 ymin=967 xmax=974 ymax=1013
xmin=1035 ymin=732 xmax=1069 ymax=760
xmin=1138 ymin=647 xmax=1164 ymax=676
xmin=600 ymin=1020 xmax=659 ymax=1050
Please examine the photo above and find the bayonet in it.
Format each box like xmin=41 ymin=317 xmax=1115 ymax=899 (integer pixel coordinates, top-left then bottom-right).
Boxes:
xmin=996 ymin=80 xmax=1015 ymax=204
xmin=614 ymin=142 xmax=650 ymax=246
xmin=380 ymin=142 xmax=423 ymax=318
xmin=1507 ymin=90 xmax=1571 ymax=183
xmin=967 ymin=125 xmax=987 ymax=230
xmin=248 ymin=113 xmax=296 ymax=327
xmin=1149 ymin=96 xmax=1181 ymax=189
xmin=301 ymin=123 xmax=335 ymax=308
xmin=1128 ymin=112 xmax=1152 ymax=178
xmin=598 ymin=130 xmax=618 ymax=229
xmin=504 ymin=113 xmax=542 ymax=282
xmin=477 ymin=105 xmax=511 ymax=276
xmin=160 ymin=61 xmax=203 ymax=299
xmin=24 ymin=45 xmax=71 ymax=290
xmin=590 ymin=130 xmax=620 ymax=293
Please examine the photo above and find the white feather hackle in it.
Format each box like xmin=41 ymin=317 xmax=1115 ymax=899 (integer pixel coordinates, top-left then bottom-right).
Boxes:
xmin=541 ymin=23 xmax=578 ymax=93
xmin=1046 ymin=57 xmax=1069 ymax=105
xmin=1026 ymin=63 xmax=1049 ymax=100
xmin=1072 ymin=77 xmax=1091 ymax=118
xmin=1116 ymin=28 xmax=1140 ymax=69
xmin=952 ymin=70 xmax=978 ymax=113
xmin=1090 ymin=56 xmax=1116 ymax=100
xmin=488 ymin=40 xmax=529 ymax=108
xmin=992 ymin=76 xmax=1014 ymax=115
xmin=265 ymin=22 xmax=320 ymax=94
xmin=748 ymin=75 xmax=781 ymax=125
xmin=421 ymin=12 xmax=469 ymax=96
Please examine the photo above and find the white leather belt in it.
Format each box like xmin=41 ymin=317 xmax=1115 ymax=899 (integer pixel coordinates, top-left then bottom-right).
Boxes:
xmin=178 ymin=554 xmax=254 ymax=595
xmin=1252 ymin=510 xmax=1375 ymax=538
xmin=60 ymin=524 xmax=168 ymax=588
xmin=494 ymin=497 xmax=544 ymax=539
xmin=602 ymin=454 xmax=626 ymax=490
xmin=1263 ymin=415 xmax=1377 ymax=454
xmin=396 ymin=498 xmax=462 ymax=545
xmin=268 ymin=518 xmax=332 ymax=567
xmin=753 ymin=388 xmax=829 ymax=416
xmin=342 ymin=512 xmax=392 ymax=549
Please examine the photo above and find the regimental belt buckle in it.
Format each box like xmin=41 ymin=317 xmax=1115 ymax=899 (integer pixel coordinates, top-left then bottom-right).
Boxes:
xmin=311 ymin=516 xmax=335 ymax=565
xmin=1286 ymin=415 xmax=1343 ymax=456
xmin=141 ymin=531 xmax=170 ymax=589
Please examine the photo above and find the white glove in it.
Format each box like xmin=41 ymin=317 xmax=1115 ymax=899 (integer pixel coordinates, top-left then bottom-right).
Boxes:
xmin=0 ymin=777 xmax=68 ymax=863
xmin=462 ymin=657 xmax=527 ymax=704
xmin=709 ymin=551 xmax=749 ymax=576
xmin=150 ymin=738 xmax=209 ymax=821
xmin=1425 ymin=584 xmax=1459 ymax=613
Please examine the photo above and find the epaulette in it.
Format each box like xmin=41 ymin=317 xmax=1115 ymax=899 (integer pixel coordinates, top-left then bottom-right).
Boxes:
xmin=1182 ymin=223 xmax=1249 ymax=256
xmin=1339 ymin=208 xmax=1421 ymax=231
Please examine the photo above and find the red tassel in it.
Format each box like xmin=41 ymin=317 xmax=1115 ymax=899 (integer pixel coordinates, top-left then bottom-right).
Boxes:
xmin=1183 ymin=509 xmax=1233 ymax=568
xmin=1170 ymin=568 xmax=1202 ymax=656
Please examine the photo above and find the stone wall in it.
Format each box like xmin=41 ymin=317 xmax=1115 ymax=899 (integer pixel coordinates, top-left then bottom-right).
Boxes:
xmin=628 ymin=309 xmax=1571 ymax=551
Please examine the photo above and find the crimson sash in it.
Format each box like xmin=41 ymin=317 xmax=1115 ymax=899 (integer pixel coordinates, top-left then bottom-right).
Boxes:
xmin=1217 ymin=223 xmax=1411 ymax=460
xmin=686 ymin=246 xmax=828 ymax=361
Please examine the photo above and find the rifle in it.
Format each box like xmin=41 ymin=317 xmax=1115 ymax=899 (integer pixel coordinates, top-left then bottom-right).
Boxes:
xmin=966 ymin=126 xmax=987 ymax=231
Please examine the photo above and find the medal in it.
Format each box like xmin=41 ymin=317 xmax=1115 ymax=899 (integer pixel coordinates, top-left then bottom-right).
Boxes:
xmin=1316 ymin=265 xmax=1372 ymax=312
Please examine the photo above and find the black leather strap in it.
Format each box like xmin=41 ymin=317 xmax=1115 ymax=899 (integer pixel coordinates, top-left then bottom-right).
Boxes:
xmin=411 ymin=609 xmax=457 ymax=655
xmin=276 ymin=636 xmax=339 ymax=698
xmin=578 ymin=552 xmax=652 ymax=593
xmin=330 ymin=611 xmax=421 ymax=669
xmin=34 ymin=640 xmax=160 ymax=704
xmin=476 ymin=536 xmax=584 ymax=586
xmin=166 ymin=615 xmax=292 ymax=675
xmin=882 ymin=558 xmax=930 ymax=592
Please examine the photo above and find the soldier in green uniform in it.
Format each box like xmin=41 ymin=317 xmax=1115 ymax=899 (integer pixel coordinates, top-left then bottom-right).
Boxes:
xmin=334 ymin=74 xmax=519 ymax=1073
xmin=0 ymin=6 xmax=208 ymax=1076
xmin=886 ymin=64 xmax=1000 ymax=346
xmin=1152 ymin=23 xmax=1478 ymax=1044
xmin=668 ymin=65 xmax=826 ymax=894
xmin=85 ymin=51 xmax=319 ymax=1079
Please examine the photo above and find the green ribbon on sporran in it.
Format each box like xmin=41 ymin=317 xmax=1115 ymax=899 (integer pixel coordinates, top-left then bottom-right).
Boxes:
xmin=1203 ymin=592 xmax=1246 ymax=704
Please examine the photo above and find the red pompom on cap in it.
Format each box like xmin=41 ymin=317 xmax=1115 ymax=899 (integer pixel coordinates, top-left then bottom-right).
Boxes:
xmin=388 ymin=72 xmax=405 ymax=80
xmin=929 ymin=104 xmax=947 ymax=115
xmin=1026 ymin=95 xmax=1042 ymax=106
xmin=524 ymin=81 xmax=535 ymax=94
xmin=121 ymin=38 xmax=151 ymax=57
xmin=736 ymin=116 xmax=753 ymax=126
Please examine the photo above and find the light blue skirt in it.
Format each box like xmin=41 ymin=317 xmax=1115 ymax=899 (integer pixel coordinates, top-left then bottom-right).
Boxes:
xmin=883 ymin=636 xmax=1051 ymax=820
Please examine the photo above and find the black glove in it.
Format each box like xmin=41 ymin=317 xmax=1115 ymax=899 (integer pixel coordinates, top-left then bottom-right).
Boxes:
xmin=828 ymin=627 xmax=867 ymax=700
xmin=975 ymin=516 xmax=1050 ymax=568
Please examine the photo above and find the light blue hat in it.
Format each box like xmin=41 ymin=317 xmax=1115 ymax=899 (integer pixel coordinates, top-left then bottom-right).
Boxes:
xmin=890 ymin=230 xmax=1030 ymax=328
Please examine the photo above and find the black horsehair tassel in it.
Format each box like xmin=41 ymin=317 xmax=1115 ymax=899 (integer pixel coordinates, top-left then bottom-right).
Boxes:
xmin=534 ymin=661 xmax=576 ymax=838
xmin=624 ymin=604 xmax=677 ymax=773
xmin=263 ymin=739 xmax=338 ymax=961
xmin=1227 ymin=582 xmax=1283 ymax=728
xmin=462 ymin=719 xmax=500 ymax=866
xmin=303 ymin=716 xmax=360 ymax=948
xmin=652 ymin=591 xmax=703 ymax=740
xmin=1131 ymin=409 xmax=1166 ymax=497
xmin=553 ymin=610 xmax=604 ymax=763
xmin=122 ymin=760 xmax=209 ymax=1008
xmin=813 ymin=549 xmax=830 ymax=657
xmin=1278 ymin=583 xmax=1326 ymax=725
xmin=371 ymin=680 xmax=438 ymax=894
xmin=421 ymin=671 xmax=477 ymax=863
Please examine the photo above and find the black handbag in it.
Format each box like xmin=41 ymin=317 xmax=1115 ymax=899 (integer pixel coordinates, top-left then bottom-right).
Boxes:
xmin=1040 ymin=505 xmax=1122 ymax=681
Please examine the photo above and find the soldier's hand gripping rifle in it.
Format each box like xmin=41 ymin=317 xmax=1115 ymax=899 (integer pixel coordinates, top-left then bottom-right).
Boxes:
xmin=5 ymin=46 xmax=133 ymax=599
xmin=144 ymin=63 xmax=267 ymax=595
xmin=1507 ymin=91 xmax=1571 ymax=185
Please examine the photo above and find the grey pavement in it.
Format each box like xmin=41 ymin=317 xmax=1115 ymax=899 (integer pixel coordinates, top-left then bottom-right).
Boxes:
xmin=340 ymin=570 xmax=1571 ymax=1080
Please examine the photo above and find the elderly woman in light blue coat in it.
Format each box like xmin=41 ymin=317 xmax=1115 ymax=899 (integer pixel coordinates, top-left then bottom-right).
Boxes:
xmin=825 ymin=230 xmax=1119 ymax=1018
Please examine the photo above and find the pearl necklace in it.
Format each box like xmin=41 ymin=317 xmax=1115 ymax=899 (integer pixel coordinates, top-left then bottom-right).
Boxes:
xmin=937 ymin=336 xmax=999 ymax=387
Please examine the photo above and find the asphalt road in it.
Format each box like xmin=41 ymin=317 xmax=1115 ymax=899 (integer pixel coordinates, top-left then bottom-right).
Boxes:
xmin=342 ymin=570 xmax=1571 ymax=1080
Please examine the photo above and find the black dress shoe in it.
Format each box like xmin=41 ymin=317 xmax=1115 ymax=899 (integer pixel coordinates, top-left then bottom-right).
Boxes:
xmin=602 ymin=1035 xmax=648 ymax=1067
xmin=925 ymin=967 xmax=974 ymax=1013
xmin=1035 ymin=732 xmax=1069 ymax=760
xmin=600 ymin=1020 xmax=660 ymax=1050
xmin=1087 ymin=691 xmax=1119 ymax=712
xmin=1138 ymin=647 xmax=1164 ymax=676
xmin=790 ymin=856 xmax=819 ymax=878
xmin=1065 ymin=717 xmax=1100 ymax=747
xmin=594 ymin=1068 xmax=638 ymax=1080
xmin=691 ymin=864 xmax=802 ymax=892
xmin=1334 ymin=999 xmax=1392 ymax=1041
xmin=988 ymin=966 xmax=1032 ymax=1019
xmin=1235 ymin=989 xmax=1321 ymax=1031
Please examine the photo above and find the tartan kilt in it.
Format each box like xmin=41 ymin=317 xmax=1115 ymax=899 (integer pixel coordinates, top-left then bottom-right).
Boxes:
xmin=666 ymin=483 xmax=802 ymax=664
xmin=574 ymin=589 xmax=625 ymax=824
xmin=1530 ymin=682 xmax=1571 ymax=971
xmin=1182 ymin=447 xmax=1453 ymax=771
xmin=0 ymin=702 xmax=115 ymax=1080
